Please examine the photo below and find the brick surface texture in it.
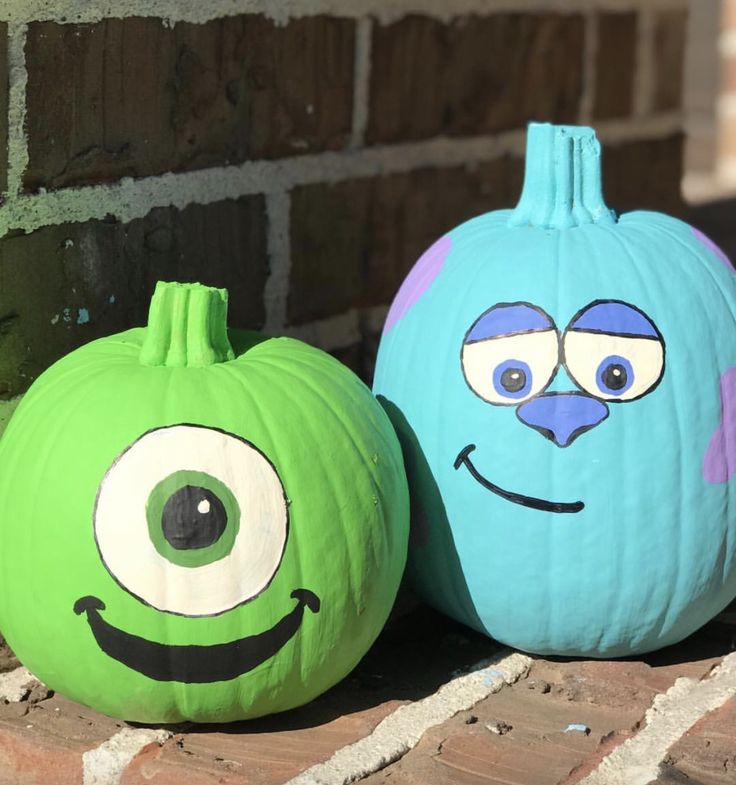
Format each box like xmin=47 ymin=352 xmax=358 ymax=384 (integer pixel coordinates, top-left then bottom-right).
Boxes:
xmin=367 ymin=13 xmax=584 ymax=144
xmin=288 ymin=157 xmax=524 ymax=325
xmin=651 ymin=9 xmax=688 ymax=113
xmin=0 ymin=197 xmax=267 ymax=397
xmin=594 ymin=12 xmax=637 ymax=120
xmin=24 ymin=15 xmax=355 ymax=190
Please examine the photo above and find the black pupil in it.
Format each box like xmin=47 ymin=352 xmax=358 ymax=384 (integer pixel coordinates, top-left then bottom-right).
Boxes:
xmin=161 ymin=485 xmax=227 ymax=550
xmin=500 ymin=367 xmax=527 ymax=393
xmin=602 ymin=363 xmax=628 ymax=391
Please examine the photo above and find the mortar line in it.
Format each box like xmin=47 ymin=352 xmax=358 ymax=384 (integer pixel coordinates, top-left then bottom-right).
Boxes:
xmin=5 ymin=21 xmax=28 ymax=198
xmin=83 ymin=728 xmax=172 ymax=785
xmin=577 ymin=652 xmax=736 ymax=785
xmin=284 ymin=650 xmax=532 ymax=785
xmin=0 ymin=0 xmax=690 ymax=26
xmin=578 ymin=7 xmax=599 ymax=124
xmin=0 ymin=112 xmax=682 ymax=238
xmin=349 ymin=17 xmax=373 ymax=150
xmin=633 ymin=3 xmax=654 ymax=118
xmin=263 ymin=190 xmax=293 ymax=332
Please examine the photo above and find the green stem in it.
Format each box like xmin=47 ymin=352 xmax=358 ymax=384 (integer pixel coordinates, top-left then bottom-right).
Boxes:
xmin=508 ymin=123 xmax=616 ymax=230
xmin=140 ymin=281 xmax=235 ymax=367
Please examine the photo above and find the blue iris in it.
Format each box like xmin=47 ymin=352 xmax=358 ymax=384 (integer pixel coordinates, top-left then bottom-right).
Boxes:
xmin=596 ymin=355 xmax=634 ymax=396
xmin=493 ymin=359 xmax=532 ymax=399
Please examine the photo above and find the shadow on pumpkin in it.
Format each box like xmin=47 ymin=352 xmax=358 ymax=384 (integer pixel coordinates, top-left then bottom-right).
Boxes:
xmin=127 ymin=398 xmax=496 ymax=734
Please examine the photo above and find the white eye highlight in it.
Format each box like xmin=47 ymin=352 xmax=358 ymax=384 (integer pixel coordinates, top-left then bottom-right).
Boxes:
xmin=461 ymin=329 xmax=559 ymax=405
xmin=94 ymin=425 xmax=288 ymax=617
xmin=563 ymin=331 xmax=664 ymax=401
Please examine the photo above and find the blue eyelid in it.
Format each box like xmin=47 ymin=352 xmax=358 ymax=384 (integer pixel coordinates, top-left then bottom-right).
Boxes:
xmin=569 ymin=301 xmax=658 ymax=338
xmin=465 ymin=303 xmax=554 ymax=343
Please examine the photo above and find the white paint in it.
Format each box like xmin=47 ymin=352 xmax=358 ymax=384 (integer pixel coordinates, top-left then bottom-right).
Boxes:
xmin=350 ymin=17 xmax=373 ymax=150
xmin=82 ymin=727 xmax=172 ymax=785
xmin=0 ymin=113 xmax=682 ymax=238
xmin=263 ymin=190 xmax=293 ymax=332
xmin=0 ymin=667 xmax=40 ymax=702
xmin=5 ymin=22 xmax=28 ymax=197
xmin=95 ymin=425 xmax=288 ymax=617
xmin=197 ymin=498 xmax=211 ymax=514
xmin=578 ymin=651 xmax=736 ymax=785
xmin=0 ymin=0 xmax=690 ymax=26
xmin=285 ymin=650 xmax=532 ymax=785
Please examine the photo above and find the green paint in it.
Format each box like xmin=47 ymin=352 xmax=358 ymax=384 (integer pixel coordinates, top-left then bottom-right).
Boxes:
xmin=0 ymin=282 xmax=409 ymax=723
xmin=145 ymin=470 xmax=240 ymax=568
xmin=140 ymin=281 xmax=235 ymax=367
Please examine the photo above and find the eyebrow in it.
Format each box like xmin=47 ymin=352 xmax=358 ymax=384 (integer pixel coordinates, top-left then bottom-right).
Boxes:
xmin=568 ymin=301 xmax=659 ymax=338
xmin=465 ymin=303 xmax=555 ymax=343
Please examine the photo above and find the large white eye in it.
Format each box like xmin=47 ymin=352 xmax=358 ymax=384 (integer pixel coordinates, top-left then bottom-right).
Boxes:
xmin=94 ymin=425 xmax=288 ymax=617
xmin=563 ymin=301 xmax=665 ymax=402
xmin=461 ymin=303 xmax=559 ymax=405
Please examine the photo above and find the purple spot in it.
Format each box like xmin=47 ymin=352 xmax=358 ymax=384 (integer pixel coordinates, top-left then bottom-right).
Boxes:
xmin=692 ymin=227 xmax=733 ymax=272
xmin=704 ymin=368 xmax=736 ymax=483
xmin=383 ymin=235 xmax=452 ymax=334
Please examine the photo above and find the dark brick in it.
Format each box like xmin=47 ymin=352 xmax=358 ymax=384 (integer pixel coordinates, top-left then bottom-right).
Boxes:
xmin=0 ymin=197 xmax=267 ymax=397
xmin=594 ymin=12 xmax=637 ymax=119
xmin=24 ymin=16 xmax=355 ymax=190
xmin=287 ymin=156 xmax=524 ymax=324
xmin=603 ymin=133 xmax=685 ymax=216
xmin=367 ymin=13 xmax=584 ymax=144
xmin=651 ymin=9 xmax=688 ymax=112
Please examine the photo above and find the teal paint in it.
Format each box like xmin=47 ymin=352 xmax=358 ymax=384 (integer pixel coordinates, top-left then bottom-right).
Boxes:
xmin=374 ymin=123 xmax=736 ymax=657
xmin=77 ymin=308 xmax=90 ymax=325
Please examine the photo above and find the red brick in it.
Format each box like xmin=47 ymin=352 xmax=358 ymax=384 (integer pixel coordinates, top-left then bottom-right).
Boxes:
xmin=363 ymin=612 xmax=730 ymax=785
xmin=594 ymin=12 xmax=637 ymax=119
xmin=656 ymin=696 xmax=736 ymax=785
xmin=0 ymin=693 xmax=123 ymax=785
xmin=651 ymin=9 xmax=688 ymax=113
xmin=24 ymin=16 xmax=355 ymax=190
xmin=603 ymin=133 xmax=685 ymax=216
xmin=367 ymin=14 xmax=584 ymax=144
xmin=0 ymin=197 xmax=267 ymax=397
xmin=288 ymin=157 xmax=524 ymax=324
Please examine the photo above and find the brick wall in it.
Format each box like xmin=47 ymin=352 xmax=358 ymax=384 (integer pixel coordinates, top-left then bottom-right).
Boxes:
xmin=0 ymin=0 xmax=688 ymax=422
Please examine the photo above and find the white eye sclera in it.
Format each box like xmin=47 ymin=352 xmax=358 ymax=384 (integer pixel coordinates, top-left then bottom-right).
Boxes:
xmin=563 ymin=331 xmax=664 ymax=401
xmin=94 ymin=425 xmax=288 ymax=617
xmin=462 ymin=329 xmax=559 ymax=405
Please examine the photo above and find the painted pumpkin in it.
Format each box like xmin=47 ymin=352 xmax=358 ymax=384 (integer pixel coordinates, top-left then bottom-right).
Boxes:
xmin=0 ymin=281 xmax=409 ymax=722
xmin=373 ymin=123 xmax=736 ymax=657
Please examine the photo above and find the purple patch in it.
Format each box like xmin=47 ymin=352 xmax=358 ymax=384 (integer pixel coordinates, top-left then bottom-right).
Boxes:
xmin=703 ymin=367 xmax=736 ymax=483
xmin=692 ymin=227 xmax=733 ymax=272
xmin=383 ymin=235 xmax=452 ymax=334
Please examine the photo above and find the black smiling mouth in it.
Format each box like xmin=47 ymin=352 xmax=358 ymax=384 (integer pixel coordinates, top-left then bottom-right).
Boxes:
xmin=454 ymin=444 xmax=584 ymax=514
xmin=73 ymin=589 xmax=320 ymax=684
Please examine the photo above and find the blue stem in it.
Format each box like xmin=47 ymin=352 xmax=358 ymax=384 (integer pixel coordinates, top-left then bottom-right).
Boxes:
xmin=508 ymin=123 xmax=616 ymax=230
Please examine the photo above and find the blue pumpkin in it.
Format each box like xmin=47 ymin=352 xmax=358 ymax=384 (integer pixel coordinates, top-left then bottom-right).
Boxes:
xmin=373 ymin=123 xmax=736 ymax=657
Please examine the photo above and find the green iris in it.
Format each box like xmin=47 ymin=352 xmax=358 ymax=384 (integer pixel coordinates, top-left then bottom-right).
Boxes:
xmin=146 ymin=470 xmax=240 ymax=568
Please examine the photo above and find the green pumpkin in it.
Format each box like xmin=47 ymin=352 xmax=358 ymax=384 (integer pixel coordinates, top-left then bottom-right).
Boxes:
xmin=0 ymin=282 xmax=409 ymax=722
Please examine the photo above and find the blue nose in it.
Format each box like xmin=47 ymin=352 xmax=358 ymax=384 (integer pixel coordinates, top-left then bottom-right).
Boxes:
xmin=516 ymin=393 xmax=609 ymax=447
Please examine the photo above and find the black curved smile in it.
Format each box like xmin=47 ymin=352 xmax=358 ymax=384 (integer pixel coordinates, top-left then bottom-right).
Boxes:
xmin=454 ymin=444 xmax=584 ymax=514
xmin=73 ymin=589 xmax=320 ymax=683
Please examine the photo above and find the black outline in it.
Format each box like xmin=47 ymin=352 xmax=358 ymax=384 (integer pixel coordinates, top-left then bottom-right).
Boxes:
xmin=73 ymin=590 xmax=320 ymax=684
xmin=93 ymin=423 xmax=290 ymax=619
xmin=561 ymin=299 xmax=666 ymax=404
xmin=514 ymin=393 xmax=610 ymax=448
xmin=461 ymin=301 xmax=561 ymax=407
xmin=454 ymin=445 xmax=584 ymax=513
